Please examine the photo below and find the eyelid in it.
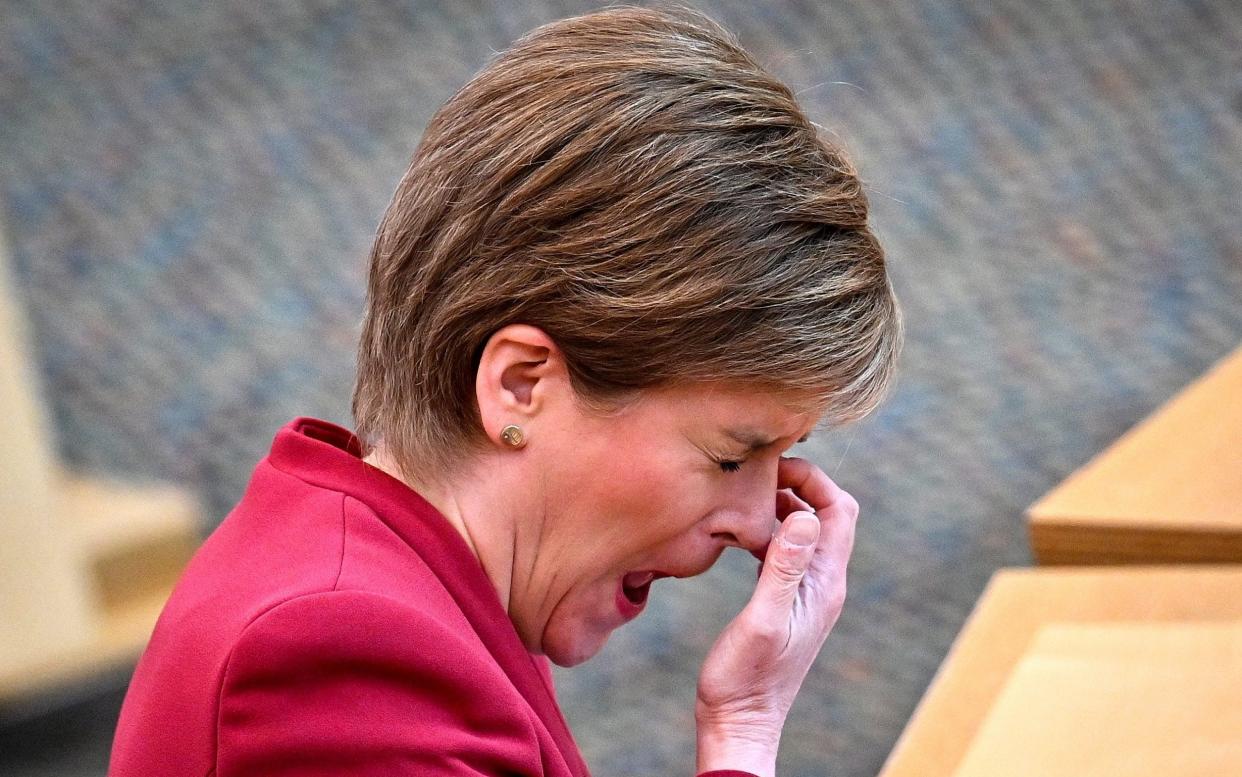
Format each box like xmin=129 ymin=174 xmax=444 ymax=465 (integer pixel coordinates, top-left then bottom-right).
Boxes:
xmin=706 ymin=447 xmax=747 ymax=471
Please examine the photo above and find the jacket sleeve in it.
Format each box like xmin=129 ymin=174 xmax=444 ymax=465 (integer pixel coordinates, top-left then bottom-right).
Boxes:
xmin=217 ymin=590 xmax=545 ymax=776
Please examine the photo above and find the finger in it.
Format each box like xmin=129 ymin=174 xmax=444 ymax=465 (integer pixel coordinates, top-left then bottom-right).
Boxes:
xmin=755 ymin=490 xmax=811 ymax=570
xmin=775 ymin=488 xmax=813 ymax=520
xmin=806 ymin=499 xmax=856 ymax=584
xmin=801 ymin=497 xmax=858 ymax=620
xmin=748 ymin=511 xmax=820 ymax=621
xmin=777 ymin=457 xmax=852 ymax=517
xmin=777 ymin=459 xmax=859 ymax=617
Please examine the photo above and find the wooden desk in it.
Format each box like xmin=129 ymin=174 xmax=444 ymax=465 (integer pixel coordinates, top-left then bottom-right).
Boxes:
xmin=1028 ymin=345 xmax=1242 ymax=565
xmin=0 ymin=473 xmax=200 ymax=705
xmin=0 ymin=223 xmax=200 ymax=711
xmin=877 ymin=566 xmax=1242 ymax=777
xmin=951 ymin=621 xmax=1242 ymax=777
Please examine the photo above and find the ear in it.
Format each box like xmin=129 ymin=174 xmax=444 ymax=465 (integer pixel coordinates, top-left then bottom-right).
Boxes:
xmin=475 ymin=324 xmax=565 ymax=447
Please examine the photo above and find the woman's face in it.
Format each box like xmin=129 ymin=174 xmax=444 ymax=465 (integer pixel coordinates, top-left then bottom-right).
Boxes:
xmin=510 ymin=380 xmax=821 ymax=666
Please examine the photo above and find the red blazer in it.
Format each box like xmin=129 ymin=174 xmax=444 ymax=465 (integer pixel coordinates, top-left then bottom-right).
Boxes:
xmin=111 ymin=418 xmax=754 ymax=777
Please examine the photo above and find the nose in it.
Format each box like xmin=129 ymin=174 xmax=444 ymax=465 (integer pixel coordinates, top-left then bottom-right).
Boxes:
xmin=707 ymin=473 xmax=778 ymax=555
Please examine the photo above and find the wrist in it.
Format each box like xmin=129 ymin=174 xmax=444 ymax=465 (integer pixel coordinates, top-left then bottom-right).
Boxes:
xmin=695 ymin=721 xmax=779 ymax=777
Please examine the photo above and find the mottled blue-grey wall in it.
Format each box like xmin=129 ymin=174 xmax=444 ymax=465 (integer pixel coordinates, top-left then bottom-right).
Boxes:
xmin=1 ymin=1 xmax=1239 ymax=775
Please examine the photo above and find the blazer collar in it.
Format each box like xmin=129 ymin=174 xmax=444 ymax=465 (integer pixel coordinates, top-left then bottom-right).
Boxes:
xmin=268 ymin=417 xmax=588 ymax=776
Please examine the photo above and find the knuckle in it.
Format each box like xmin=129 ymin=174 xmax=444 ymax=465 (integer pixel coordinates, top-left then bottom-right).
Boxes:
xmin=768 ymin=558 xmax=805 ymax=584
xmin=777 ymin=456 xmax=809 ymax=481
xmin=743 ymin=611 xmax=787 ymax=646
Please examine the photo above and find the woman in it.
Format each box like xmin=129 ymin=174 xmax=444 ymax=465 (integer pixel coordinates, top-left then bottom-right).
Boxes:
xmin=111 ymin=6 xmax=900 ymax=777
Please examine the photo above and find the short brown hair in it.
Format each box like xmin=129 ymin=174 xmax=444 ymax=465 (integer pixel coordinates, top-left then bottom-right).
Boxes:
xmin=353 ymin=5 xmax=902 ymax=477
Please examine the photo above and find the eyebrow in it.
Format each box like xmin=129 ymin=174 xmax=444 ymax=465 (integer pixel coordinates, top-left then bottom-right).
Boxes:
xmin=724 ymin=428 xmax=812 ymax=452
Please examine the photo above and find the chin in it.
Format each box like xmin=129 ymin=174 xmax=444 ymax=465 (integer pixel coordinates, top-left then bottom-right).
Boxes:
xmin=541 ymin=623 xmax=610 ymax=668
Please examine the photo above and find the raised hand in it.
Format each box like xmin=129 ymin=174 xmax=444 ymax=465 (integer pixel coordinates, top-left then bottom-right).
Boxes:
xmin=695 ymin=456 xmax=860 ymax=777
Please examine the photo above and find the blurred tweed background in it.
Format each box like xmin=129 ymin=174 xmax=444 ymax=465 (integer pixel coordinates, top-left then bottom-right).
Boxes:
xmin=1 ymin=0 xmax=1239 ymax=775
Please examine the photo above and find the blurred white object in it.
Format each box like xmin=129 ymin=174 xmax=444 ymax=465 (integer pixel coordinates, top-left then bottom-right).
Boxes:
xmin=0 ymin=222 xmax=200 ymax=707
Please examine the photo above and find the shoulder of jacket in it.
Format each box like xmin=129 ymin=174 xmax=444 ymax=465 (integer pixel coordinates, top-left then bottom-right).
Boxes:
xmin=229 ymin=589 xmax=475 ymax=655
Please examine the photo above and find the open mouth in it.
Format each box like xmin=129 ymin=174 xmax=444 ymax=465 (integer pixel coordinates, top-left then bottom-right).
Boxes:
xmin=621 ymin=571 xmax=655 ymax=606
xmin=621 ymin=570 xmax=672 ymax=608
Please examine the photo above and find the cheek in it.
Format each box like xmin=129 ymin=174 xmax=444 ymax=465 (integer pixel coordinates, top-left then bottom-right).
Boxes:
xmin=545 ymin=426 xmax=721 ymax=568
xmin=597 ymin=461 xmax=716 ymax=549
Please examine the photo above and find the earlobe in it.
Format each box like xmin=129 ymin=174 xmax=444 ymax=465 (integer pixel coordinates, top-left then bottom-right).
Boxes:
xmin=499 ymin=424 xmax=528 ymax=449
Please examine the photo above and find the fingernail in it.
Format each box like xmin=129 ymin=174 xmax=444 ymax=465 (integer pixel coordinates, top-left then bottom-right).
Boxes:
xmin=783 ymin=512 xmax=819 ymax=546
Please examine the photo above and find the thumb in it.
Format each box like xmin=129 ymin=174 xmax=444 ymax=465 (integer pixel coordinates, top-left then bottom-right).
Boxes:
xmin=752 ymin=511 xmax=820 ymax=616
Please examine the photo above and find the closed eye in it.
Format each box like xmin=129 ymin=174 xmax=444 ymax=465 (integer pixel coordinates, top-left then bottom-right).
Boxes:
xmin=716 ymin=458 xmax=743 ymax=473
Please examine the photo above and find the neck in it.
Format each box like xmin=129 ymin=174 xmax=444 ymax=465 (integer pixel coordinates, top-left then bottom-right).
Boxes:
xmin=362 ymin=444 xmax=520 ymax=614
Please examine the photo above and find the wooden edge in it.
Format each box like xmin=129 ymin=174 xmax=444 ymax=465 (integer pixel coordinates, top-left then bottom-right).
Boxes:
xmin=877 ymin=564 xmax=1242 ymax=777
xmin=1029 ymin=521 xmax=1242 ymax=565
xmin=877 ymin=569 xmax=1009 ymax=775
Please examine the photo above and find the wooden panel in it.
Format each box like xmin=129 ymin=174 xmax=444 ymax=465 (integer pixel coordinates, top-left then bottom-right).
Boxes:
xmin=877 ymin=566 xmax=1242 ymax=777
xmin=0 ymin=475 xmax=200 ymax=703
xmin=65 ymin=474 xmax=201 ymax=609
xmin=1028 ymin=345 xmax=1242 ymax=564
xmin=1030 ymin=523 xmax=1242 ymax=566
xmin=0 ymin=222 xmax=201 ymax=703
xmin=0 ymin=222 xmax=97 ymax=672
xmin=951 ymin=622 xmax=1242 ymax=777
xmin=0 ymin=590 xmax=171 ymax=702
